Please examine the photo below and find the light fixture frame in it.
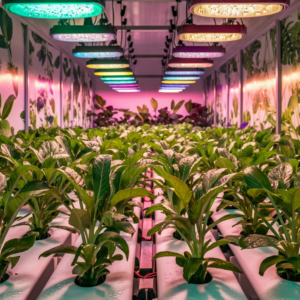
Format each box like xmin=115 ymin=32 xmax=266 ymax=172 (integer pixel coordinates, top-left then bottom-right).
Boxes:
xmin=173 ymin=45 xmax=226 ymax=58
xmin=190 ymin=0 xmax=289 ymax=18
xmin=3 ymin=0 xmax=105 ymax=19
xmin=165 ymin=68 xmax=204 ymax=75
xmin=168 ymin=57 xmax=213 ymax=68
xmin=73 ymin=45 xmax=123 ymax=58
xmin=50 ymin=24 xmax=116 ymax=42
xmin=87 ymin=58 xmax=130 ymax=69
xmin=178 ymin=24 xmax=247 ymax=42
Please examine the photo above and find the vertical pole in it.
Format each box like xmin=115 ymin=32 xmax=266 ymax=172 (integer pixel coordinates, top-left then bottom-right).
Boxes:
xmin=70 ymin=60 xmax=74 ymax=128
xmin=92 ymin=74 xmax=96 ymax=128
xmin=239 ymin=49 xmax=243 ymax=126
xmin=276 ymin=20 xmax=282 ymax=134
xmin=204 ymin=77 xmax=207 ymax=107
xmin=59 ymin=51 xmax=63 ymax=128
xmin=226 ymin=61 xmax=229 ymax=127
xmin=214 ymin=70 xmax=217 ymax=127
xmin=24 ymin=25 xmax=29 ymax=132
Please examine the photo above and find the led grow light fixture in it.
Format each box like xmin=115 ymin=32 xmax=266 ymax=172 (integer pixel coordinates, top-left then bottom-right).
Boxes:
xmin=3 ymin=0 xmax=105 ymax=19
xmin=159 ymin=90 xmax=182 ymax=93
xmin=190 ymin=0 xmax=289 ymax=18
xmin=100 ymin=76 xmax=135 ymax=81
xmin=112 ymin=87 xmax=140 ymax=90
xmin=103 ymin=80 xmax=137 ymax=84
xmin=163 ymin=76 xmax=200 ymax=80
xmin=116 ymin=90 xmax=140 ymax=92
xmin=173 ymin=45 xmax=225 ymax=58
xmin=161 ymin=84 xmax=190 ymax=87
xmin=73 ymin=46 xmax=123 ymax=58
xmin=109 ymin=84 xmax=139 ymax=87
xmin=87 ymin=58 xmax=130 ymax=69
xmin=162 ymin=80 xmax=196 ymax=84
xmin=160 ymin=87 xmax=186 ymax=90
xmin=178 ymin=24 xmax=247 ymax=42
xmin=165 ymin=68 xmax=204 ymax=76
xmin=94 ymin=69 xmax=133 ymax=76
xmin=50 ymin=24 xmax=116 ymax=42
xmin=168 ymin=58 xmax=213 ymax=68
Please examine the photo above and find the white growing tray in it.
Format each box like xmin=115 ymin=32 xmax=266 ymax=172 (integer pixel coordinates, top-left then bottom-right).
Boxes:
xmin=211 ymin=198 xmax=300 ymax=300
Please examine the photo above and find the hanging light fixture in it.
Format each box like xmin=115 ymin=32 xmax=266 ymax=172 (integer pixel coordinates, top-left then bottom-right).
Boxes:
xmin=50 ymin=24 xmax=116 ymax=42
xmin=165 ymin=68 xmax=204 ymax=76
xmin=87 ymin=58 xmax=130 ymax=69
xmin=178 ymin=24 xmax=247 ymax=42
xmin=103 ymin=80 xmax=137 ymax=84
xmin=163 ymin=76 xmax=200 ymax=80
xmin=159 ymin=90 xmax=182 ymax=93
xmin=161 ymin=84 xmax=190 ymax=87
xmin=168 ymin=58 xmax=213 ymax=68
xmin=73 ymin=46 xmax=123 ymax=58
xmin=190 ymin=0 xmax=289 ymax=18
xmin=3 ymin=0 xmax=105 ymax=19
xmin=109 ymin=84 xmax=139 ymax=87
xmin=116 ymin=90 xmax=140 ymax=92
xmin=162 ymin=80 xmax=196 ymax=84
xmin=100 ymin=76 xmax=135 ymax=81
xmin=173 ymin=45 xmax=225 ymax=58
xmin=112 ymin=87 xmax=140 ymax=90
xmin=160 ymin=87 xmax=186 ymax=90
xmin=94 ymin=69 xmax=133 ymax=76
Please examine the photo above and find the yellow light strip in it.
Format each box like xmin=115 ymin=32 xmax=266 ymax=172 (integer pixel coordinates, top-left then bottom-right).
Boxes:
xmin=95 ymin=71 xmax=133 ymax=76
xmin=178 ymin=32 xmax=243 ymax=42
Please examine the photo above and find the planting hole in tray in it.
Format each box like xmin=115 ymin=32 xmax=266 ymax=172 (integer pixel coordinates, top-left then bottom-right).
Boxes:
xmin=74 ymin=274 xmax=107 ymax=287
xmin=0 ymin=273 xmax=9 ymax=284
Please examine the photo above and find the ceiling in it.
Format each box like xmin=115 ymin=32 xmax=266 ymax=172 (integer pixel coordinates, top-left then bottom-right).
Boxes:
xmin=21 ymin=0 xmax=300 ymax=77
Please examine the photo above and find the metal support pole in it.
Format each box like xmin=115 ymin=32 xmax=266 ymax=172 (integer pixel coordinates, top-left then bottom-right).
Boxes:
xmin=24 ymin=25 xmax=29 ymax=132
xmin=239 ymin=49 xmax=243 ymax=126
xmin=59 ymin=51 xmax=63 ymax=128
xmin=276 ymin=20 xmax=282 ymax=134
xmin=70 ymin=60 xmax=74 ymax=128
xmin=226 ymin=61 xmax=229 ymax=127
xmin=92 ymin=74 xmax=96 ymax=128
xmin=214 ymin=70 xmax=217 ymax=127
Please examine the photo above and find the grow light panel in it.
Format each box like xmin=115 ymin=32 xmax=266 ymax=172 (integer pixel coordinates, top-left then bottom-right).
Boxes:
xmin=190 ymin=0 xmax=289 ymax=18
xmin=87 ymin=58 xmax=130 ymax=69
xmin=101 ymin=76 xmax=135 ymax=81
xmin=109 ymin=84 xmax=139 ymax=87
xmin=50 ymin=24 xmax=116 ymax=42
xmin=173 ymin=45 xmax=225 ymax=58
xmin=73 ymin=46 xmax=123 ymax=58
xmin=162 ymin=80 xmax=196 ymax=84
xmin=94 ymin=69 xmax=133 ymax=76
xmin=112 ymin=87 xmax=140 ymax=90
xmin=3 ymin=0 xmax=105 ymax=19
xmin=165 ymin=68 xmax=204 ymax=75
xmin=116 ymin=90 xmax=140 ymax=92
xmin=178 ymin=24 xmax=247 ymax=42
xmin=168 ymin=58 xmax=213 ymax=68
xmin=163 ymin=76 xmax=200 ymax=80
xmin=159 ymin=89 xmax=182 ymax=93
xmin=103 ymin=80 xmax=137 ymax=84
xmin=160 ymin=87 xmax=186 ymax=90
xmin=161 ymin=84 xmax=190 ymax=87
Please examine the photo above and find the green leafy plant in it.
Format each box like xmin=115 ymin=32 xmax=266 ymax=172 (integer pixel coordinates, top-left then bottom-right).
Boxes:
xmin=0 ymin=94 xmax=16 ymax=137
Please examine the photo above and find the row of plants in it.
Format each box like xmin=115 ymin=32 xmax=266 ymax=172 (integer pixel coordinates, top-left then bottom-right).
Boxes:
xmin=0 ymin=122 xmax=299 ymax=292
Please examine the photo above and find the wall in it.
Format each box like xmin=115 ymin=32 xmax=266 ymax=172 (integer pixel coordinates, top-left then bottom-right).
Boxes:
xmin=0 ymin=8 xmax=94 ymax=135
xmin=204 ymin=4 xmax=300 ymax=134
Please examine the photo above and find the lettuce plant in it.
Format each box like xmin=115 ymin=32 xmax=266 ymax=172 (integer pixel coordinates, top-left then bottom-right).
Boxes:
xmin=225 ymin=166 xmax=300 ymax=281
xmin=40 ymin=155 xmax=153 ymax=287
xmin=146 ymin=168 xmax=242 ymax=284
xmin=0 ymin=171 xmax=50 ymax=283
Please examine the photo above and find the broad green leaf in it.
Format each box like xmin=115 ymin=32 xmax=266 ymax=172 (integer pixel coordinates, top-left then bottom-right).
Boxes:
xmin=203 ymin=168 xmax=227 ymax=194
xmin=1 ymin=95 xmax=16 ymax=120
xmin=183 ymin=258 xmax=204 ymax=282
xmin=244 ymin=166 xmax=272 ymax=191
xmin=40 ymin=245 xmax=79 ymax=258
xmin=207 ymin=258 xmax=242 ymax=273
xmin=215 ymin=157 xmax=236 ymax=171
xmin=69 ymin=208 xmax=91 ymax=230
xmin=110 ymin=188 xmax=154 ymax=207
xmin=152 ymin=251 xmax=186 ymax=260
xmin=239 ymin=234 xmax=279 ymax=249
xmin=2 ymin=234 xmax=36 ymax=257
xmin=259 ymin=255 xmax=287 ymax=276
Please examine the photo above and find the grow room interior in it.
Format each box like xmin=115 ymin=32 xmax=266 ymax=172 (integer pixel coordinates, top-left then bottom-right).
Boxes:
xmin=0 ymin=0 xmax=300 ymax=299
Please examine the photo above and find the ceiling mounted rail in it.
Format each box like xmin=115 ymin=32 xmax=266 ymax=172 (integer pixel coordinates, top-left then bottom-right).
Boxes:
xmin=115 ymin=26 xmax=176 ymax=31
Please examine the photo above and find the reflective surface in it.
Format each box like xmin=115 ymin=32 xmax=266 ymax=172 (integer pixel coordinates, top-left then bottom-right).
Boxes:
xmin=179 ymin=32 xmax=243 ymax=42
xmin=52 ymin=33 xmax=115 ymax=42
xmin=74 ymin=52 xmax=122 ymax=58
xmin=5 ymin=2 xmax=104 ymax=19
